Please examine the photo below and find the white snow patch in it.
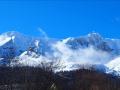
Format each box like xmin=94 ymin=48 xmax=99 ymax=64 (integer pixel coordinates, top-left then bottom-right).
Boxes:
xmin=106 ymin=57 xmax=120 ymax=72
xmin=0 ymin=35 xmax=12 ymax=46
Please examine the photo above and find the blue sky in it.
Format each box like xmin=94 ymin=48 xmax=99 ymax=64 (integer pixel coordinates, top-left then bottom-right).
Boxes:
xmin=0 ymin=0 xmax=120 ymax=38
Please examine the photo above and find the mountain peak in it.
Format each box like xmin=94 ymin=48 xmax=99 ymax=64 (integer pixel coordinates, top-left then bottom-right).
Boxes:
xmin=87 ymin=32 xmax=102 ymax=39
xmin=2 ymin=31 xmax=22 ymax=37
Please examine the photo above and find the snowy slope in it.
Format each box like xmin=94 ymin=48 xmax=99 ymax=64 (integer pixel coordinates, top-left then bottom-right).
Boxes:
xmin=0 ymin=33 xmax=13 ymax=46
xmin=106 ymin=57 xmax=120 ymax=73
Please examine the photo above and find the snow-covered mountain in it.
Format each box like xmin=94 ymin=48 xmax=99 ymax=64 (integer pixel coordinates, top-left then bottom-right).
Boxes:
xmin=1 ymin=31 xmax=120 ymax=56
xmin=0 ymin=31 xmax=120 ymax=75
xmin=0 ymin=31 xmax=55 ymax=56
xmin=65 ymin=33 xmax=120 ymax=56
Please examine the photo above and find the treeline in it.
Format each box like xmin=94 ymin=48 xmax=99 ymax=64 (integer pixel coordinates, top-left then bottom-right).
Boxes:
xmin=0 ymin=66 xmax=54 ymax=90
xmin=0 ymin=66 xmax=119 ymax=90
xmin=56 ymin=69 xmax=120 ymax=90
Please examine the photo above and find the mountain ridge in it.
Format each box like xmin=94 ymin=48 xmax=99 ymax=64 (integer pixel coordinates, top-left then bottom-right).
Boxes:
xmin=0 ymin=31 xmax=120 ymax=75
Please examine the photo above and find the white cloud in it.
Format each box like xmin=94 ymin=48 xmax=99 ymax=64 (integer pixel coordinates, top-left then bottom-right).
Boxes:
xmin=52 ymin=41 xmax=111 ymax=66
xmin=38 ymin=28 xmax=48 ymax=40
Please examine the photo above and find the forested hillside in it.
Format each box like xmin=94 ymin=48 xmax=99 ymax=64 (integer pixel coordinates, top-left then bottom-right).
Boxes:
xmin=0 ymin=66 xmax=119 ymax=90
